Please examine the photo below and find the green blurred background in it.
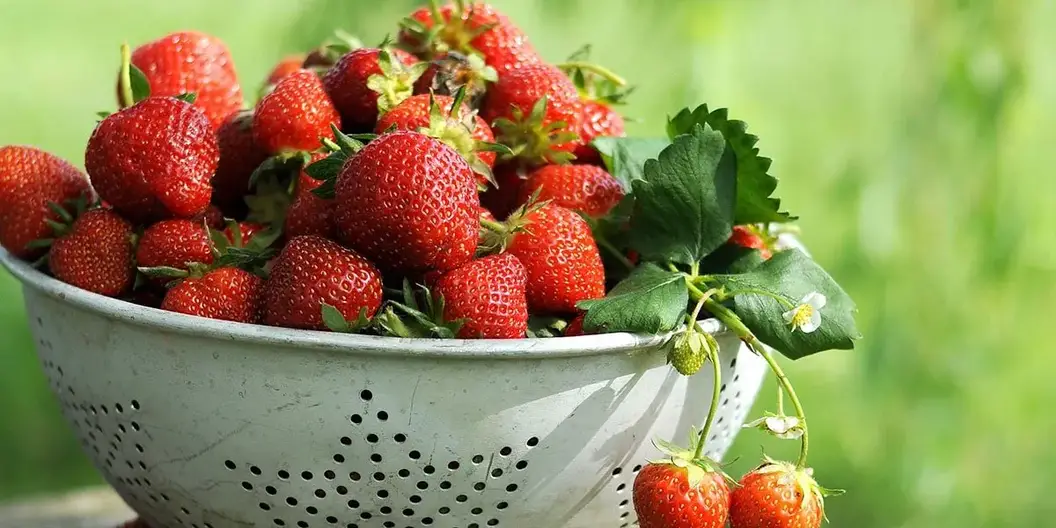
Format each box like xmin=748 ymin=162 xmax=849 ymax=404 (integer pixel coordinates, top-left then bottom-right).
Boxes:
xmin=2 ymin=0 xmax=1054 ymax=526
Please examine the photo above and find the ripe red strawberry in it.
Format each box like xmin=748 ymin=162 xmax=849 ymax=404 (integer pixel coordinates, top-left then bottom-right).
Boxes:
xmin=730 ymin=462 xmax=827 ymax=528
xmin=225 ymin=221 xmax=266 ymax=246
xmin=0 ymin=146 xmax=93 ymax=259
xmin=481 ymin=62 xmax=579 ymax=124
xmin=213 ymin=110 xmax=269 ymax=215
xmin=633 ymin=460 xmax=731 ymax=528
xmin=333 ymin=131 xmax=479 ymax=274
xmin=135 ymin=219 xmax=214 ymax=273
xmin=86 ymin=97 xmax=219 ymax=224
xmin=503 ymin=204 xmax=604 ymax=314
xmin=433 ymin=253 xmax=528 ymax=339
xmin=266 ymin=55 xmax=307 ymax=85
xmin=482 ymin=63 xmax=584 ymax=166
xmin=400 ymin=3 xmax=540 ymax=75
xmin=254 ymin=69 xmax=341 ymax=154
xmin=729 ymin=225 xmax=773 ymax=260
xmin=575 ymin=100 xmax=626 ymax=164
xmin=49 ymin=209 xmax=134 ymax=297
xmin=322 ymin=48 xmax=422 ymax=130
xmin=261 ymin=235 xmax=383 ymax=330
xmin=564 ymin=313 xmax=587 ymax=336
xmin=161 ymin=266 xmax=263 ymax=324
xmin=284 ymin=154 xmax=334 ymax=240
xmin=375 ymin=93 xmax=497 ymax=185
xmin=127 ymin=31 xmax=243 ymax=128
xmin=479 ymin=164 xmax=526 ymax=220
xmin=194 ymin=204 xmax=225 ymax=229
xmin=518 ymin=164 xmax=624 ymax=217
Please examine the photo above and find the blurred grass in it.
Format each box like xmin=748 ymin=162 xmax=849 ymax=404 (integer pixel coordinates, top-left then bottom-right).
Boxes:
xmin=2 ymin=0 xmax=1055 ymax=526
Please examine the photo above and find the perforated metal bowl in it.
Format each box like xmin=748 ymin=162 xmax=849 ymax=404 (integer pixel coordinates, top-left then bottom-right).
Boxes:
xmin=1 ymin=249 xmax=767 ymax=528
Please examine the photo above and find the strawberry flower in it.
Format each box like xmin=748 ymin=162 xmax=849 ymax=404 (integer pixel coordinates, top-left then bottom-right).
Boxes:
xmin=782 ymin=292 xmax=826 ymax=333
xmin=744 ymin=413 xmax=804 ymax=440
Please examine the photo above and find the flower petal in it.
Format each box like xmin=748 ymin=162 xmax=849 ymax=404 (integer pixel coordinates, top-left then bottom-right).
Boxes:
xmin=783 ymin=308 xmax=797 ymax=324
xmin=803 ymin=291 xmax=827 ymax=310
xmin=801 ymin=310 xmax=822 ymax=333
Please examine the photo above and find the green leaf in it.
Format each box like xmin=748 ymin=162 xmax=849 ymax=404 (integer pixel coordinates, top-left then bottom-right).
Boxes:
xmin=311 ymin=178 xmax=336 ymax=200
xmin=96 ymin=111 xmax=112 ymax=119
xmin=305 ymin=151 xmax=348 ymax=182
xmin=128 ymin=64 xmax=151 ymax=103
xmin=667 ymin=104 xmax=794 ymax=224
xmin=711 ymin=249 xmax=860 ymax=359
xmin=628 ymin=124 xmax=736 ymax=265
xmin=175 ymin=92 xmax=198 ymax=104
xmin=591 ymin=136 xmax=669 ymax=190
xmin=578 ymin=263 xmax=689 ymax=334
xmin=321 ymin=304 xmax=371 ymax=333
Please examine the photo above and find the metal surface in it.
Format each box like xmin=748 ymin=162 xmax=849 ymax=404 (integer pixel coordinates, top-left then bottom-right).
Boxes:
xmin=2 ymin=250 xmax=768 ymax=528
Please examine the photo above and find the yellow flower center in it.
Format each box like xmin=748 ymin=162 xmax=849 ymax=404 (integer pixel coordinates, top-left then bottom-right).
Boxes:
xmin=791 ymin=304 xmax=815 ymax=329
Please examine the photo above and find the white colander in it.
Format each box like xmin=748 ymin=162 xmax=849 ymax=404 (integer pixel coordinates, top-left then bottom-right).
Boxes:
xmin=1 ymin=250 xmax=767 ymax=528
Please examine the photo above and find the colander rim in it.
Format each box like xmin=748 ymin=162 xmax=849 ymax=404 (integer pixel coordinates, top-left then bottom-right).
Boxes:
xmin=1 ymin=248 xmax=729 ymax=359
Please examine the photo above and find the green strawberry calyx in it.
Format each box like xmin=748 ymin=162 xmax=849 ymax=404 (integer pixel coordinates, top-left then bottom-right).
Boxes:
xmin=649 ymin=430 xmax=732 ymax=487
xmin=138 ymin=219 xmax=279 ymax=288
xmin=398 ymin=0 xmax=495 ymax=60
xmin=492 ymin=96 xmax=580 ymax=167
xmin=418 ymin=52 xmax=498 ymax=109
xmin=368 ymin=44 xmax=430 ymax=118
xmin=374 ymin=279 xmax=466 ymax=338
xmin=417 ymin=87 xmax=511 ymax=188
xmin=476 ymin=189 xmax=550 ymax=255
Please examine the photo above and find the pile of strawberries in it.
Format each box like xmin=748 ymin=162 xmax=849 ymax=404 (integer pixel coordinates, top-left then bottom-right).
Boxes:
xmin=0 ymin=1 xmax=677 ymax=338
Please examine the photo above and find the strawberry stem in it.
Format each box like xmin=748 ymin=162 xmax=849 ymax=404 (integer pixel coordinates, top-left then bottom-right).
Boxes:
xmin=699 ymin=293 xmax=810 ymax=469
xmin=556 ymin=61 xmax=628 ymax=87
xmin=118 ymin=43 xmax=135 ymax=109
xmin=597 ymin=237 xmax=634 ymax=271
xmin=693 ymin=324 xmax=722 ymax=461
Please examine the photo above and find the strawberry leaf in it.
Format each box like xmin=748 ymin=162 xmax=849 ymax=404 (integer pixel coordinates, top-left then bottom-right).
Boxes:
xmin=629 ymin=124 xmax=736 ymax=266
xmin=668 ymin=104 xmax=794 ymax=224
xmin=526 ymin=316 xmax=568 ymax=338
xmin=711 ymin=249 xmax=861 ymax=359
xmin=592 ymin=136 xmax=670 ymax=191
xmin=698 ymin=242 xmax=767 ymax=274
xmin=578 ymin=263 xmax=689 ymax=334
xmin=128 ymin=64 xmax=151 ymax=103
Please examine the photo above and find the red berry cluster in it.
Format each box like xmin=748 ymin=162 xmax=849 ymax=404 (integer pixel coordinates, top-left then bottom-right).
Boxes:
xmin=4 ymin=2 xmax=767 ymax=340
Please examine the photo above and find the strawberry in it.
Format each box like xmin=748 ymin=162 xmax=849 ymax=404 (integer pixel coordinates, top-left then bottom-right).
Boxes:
xmin=322 ymin=48 xmax=423 ymax=130
xmin=194 ymin=204 xmax=225 ymax=229
xmin=135 ymin=219 xmax=214 ymax=273
xmin=284 ymin=153 xmax=334 ymax=240
xmin=375 ymin=92 xmax=499 ymax=185
xmin=332 ymin=131 xmax=480 ymax=274
xmin=633 ymin=459 xmax=731 ymax=528
xmin=481 ymin=62 xmax=579 ymax=125
xmin=161 ymin=266 xmax=263 ymax=324
xmin=253 ymin=69 xmax=341 ymax=154
xmin=413 ymin=52 xmax=498 ymax=108
xmin=575 ymin=100 xmax=626 ymax=164
xmin=213 ymin=110 xmax=269 ymax=215
xmin=86 ymin=97 xmax=219 ymax=224
xmin=49 ymin=208 xmax=135 ymax=297
xmin=433 ymin=253 xmax=528 ymax=339
xmin=564 ymin=313 xmax=587 ymax=336
xmin=126 ymin=31 xmax=243 ymax=128
xmin=399 ymin=2 xmax=540 ymax=76
xmin=225 ymin=221 xmax=266 ymax=247
xmin=479 ymin=164 xmax=526 ymax=220
xmin=498 ymin=203 xmax=605 ymax=314
xmin=730 ymin=461 xmax=828 ymax=528
xmin=0 ymin=146 xmax=93 ymax=259
xmin=518 ymin=164 xmax=624 ymax=217
xmin=483 ymin=63 xmax=584 ymax=167
xmin=729 ymin=225 xmax=774 ymax=260
xmin=266 ymin=55 xmax=306 ymax=85
xmin=261 ymin=235 xmax=383 ymax=330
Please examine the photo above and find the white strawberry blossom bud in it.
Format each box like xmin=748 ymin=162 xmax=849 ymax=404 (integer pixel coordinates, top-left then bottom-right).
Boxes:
xmin=782 ymin=292 xmax=826 ymax=333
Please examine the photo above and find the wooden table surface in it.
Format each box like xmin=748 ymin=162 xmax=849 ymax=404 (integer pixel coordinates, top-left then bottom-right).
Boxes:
xmin=0 ymin=488 xmax=135 ymax=528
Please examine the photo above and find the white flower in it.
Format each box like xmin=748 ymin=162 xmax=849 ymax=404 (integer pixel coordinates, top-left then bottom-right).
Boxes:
xmin=782 ymin=292 xmax=826 ymax=333
xmin=744 ymin=414 xmax=804 ymax=440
